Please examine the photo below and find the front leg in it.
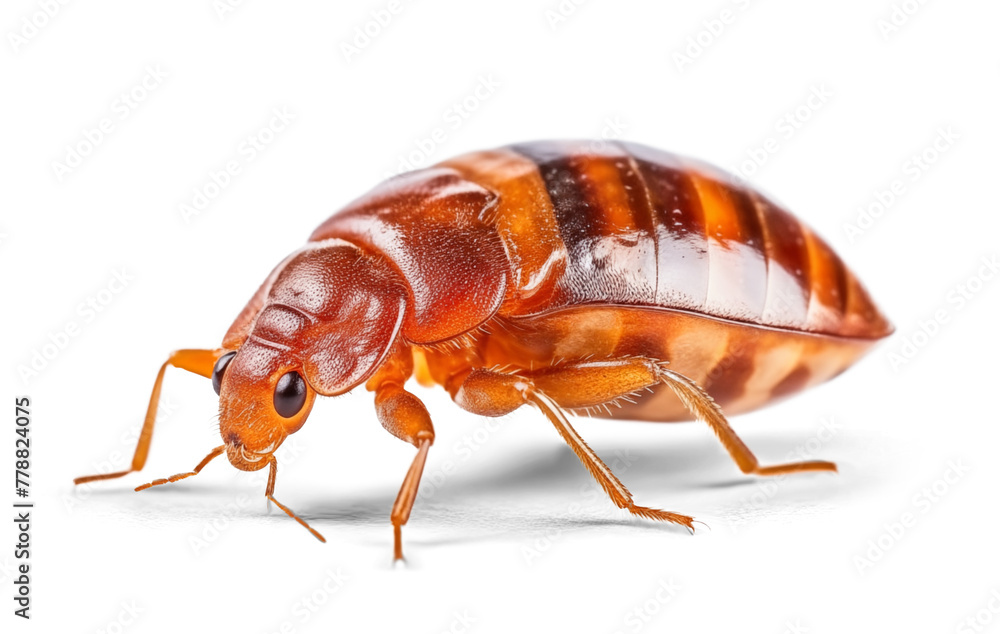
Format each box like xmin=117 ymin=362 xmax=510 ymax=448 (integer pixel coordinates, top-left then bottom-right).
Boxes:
xmin=369 ymin=376 xmax=435 ymax=561
xmin=74 ymin=348 xmax=225 ymax=485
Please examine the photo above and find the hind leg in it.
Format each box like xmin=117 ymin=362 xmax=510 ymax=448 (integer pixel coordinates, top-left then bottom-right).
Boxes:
xmin=473 ymin=357 xmax=835 ymax=476
xmin=449 ymin=357 xmax=834 ymax=522
xmin=651 ymin=364 xmax=836 ymax=476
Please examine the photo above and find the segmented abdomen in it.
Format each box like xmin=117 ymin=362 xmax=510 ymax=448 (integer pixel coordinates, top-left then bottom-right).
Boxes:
xmin=442 ymin=140 xmax=891 ymax=340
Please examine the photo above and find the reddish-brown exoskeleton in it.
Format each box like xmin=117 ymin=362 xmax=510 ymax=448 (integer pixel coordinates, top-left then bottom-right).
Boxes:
xmin=75 ymin=140 xmax=892 ymax=559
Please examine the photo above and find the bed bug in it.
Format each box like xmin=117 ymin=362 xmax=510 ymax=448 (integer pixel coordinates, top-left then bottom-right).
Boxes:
xmin=75 ymin=139 xmax=892 ymax=559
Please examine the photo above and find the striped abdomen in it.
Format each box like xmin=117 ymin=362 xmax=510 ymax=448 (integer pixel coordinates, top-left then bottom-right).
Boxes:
xmin=310 ymin=140 xmax=890 ymax=345
xmin=307 ymin=139 xmax=891 ymax=417
xmin=442 ymin=140 xmax=891 ymax=340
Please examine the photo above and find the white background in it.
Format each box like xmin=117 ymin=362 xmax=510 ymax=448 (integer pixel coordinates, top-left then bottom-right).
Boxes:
xmin=2 ymin=1 xmax=999 ymax=632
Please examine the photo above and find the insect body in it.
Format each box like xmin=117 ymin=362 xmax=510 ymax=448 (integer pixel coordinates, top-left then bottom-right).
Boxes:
xmin=75 ymin=140 xmax=892 ymax=558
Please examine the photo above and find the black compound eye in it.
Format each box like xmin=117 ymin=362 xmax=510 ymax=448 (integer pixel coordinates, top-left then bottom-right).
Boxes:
xmin=274 ymin=371 xmax=307 ymax=418
xmin=212 ymin=352 xmax=237 ymax=396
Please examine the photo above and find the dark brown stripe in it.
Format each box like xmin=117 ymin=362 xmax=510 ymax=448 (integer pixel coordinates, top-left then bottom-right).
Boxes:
xmin=761 ymin=199 xmax=811 ymax=298
xmin=726 ymin=185 xmax=768 ymax=270
xmin=683 ymin=161 xmax=769 ymax=321
xmin=616 ymin=149 xmax=663 ymax=302
xmin=753 ymin=194 xmax=812 ymax=325
xmin=748 ymin=189 xmax=775 ymax=320
xmin=511 ymin=141 xmax=600 ymax=259
xmin=770 ymin=365 xmax=811 ymax=399
xmin=511 ymin=141 xmax=658 ymax=305
xmin=619 ymin=141 xmax=710 ymax=310
xmin=827 ymin=241 xmax=850 ymax=318
xmin=702 ymin=344 xmax=756 ymax=406
xmin=804 ymin=228 xmax=849 ymax=320
xmin=610 ymin=151 xmax=657 ymax=241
